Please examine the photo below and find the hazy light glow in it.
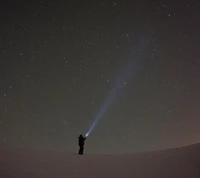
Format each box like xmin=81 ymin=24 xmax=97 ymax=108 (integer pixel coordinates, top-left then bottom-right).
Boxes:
xmin=85 ymin=35 xmax=152 ymax=137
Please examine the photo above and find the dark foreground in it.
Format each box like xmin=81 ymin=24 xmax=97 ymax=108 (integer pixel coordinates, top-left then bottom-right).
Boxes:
xmin=0 ymin=143 xmax=200 ymax=178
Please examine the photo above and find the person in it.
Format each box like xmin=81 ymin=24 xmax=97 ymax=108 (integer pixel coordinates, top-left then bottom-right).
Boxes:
xmin=78 ymin=134 xmax=86 ymax=155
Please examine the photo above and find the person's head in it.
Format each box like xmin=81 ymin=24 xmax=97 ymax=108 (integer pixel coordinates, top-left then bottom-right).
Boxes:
xmin=79 ymin=134 xmax=83 ymax=138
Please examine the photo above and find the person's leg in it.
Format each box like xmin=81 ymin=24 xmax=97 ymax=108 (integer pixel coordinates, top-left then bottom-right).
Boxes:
xmin=79 ymin=146 xmax=81 ymax=154
xmin=80 ymin=146 xmax=83 ymax=155
xmin=82 ymin=146 xmax=84 ymax=154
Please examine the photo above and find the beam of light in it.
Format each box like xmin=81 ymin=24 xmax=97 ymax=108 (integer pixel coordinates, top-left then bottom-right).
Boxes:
xmin=85 ymin=33 xmax=153 ymax=137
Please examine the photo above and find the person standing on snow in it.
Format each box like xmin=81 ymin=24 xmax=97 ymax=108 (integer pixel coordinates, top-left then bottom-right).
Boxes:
xmin=78 ymin=134 xmax=86 ymax=155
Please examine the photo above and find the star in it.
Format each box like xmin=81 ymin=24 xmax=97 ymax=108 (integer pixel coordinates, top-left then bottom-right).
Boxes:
xmin=0 ymin=0 xmax=199 ymax=154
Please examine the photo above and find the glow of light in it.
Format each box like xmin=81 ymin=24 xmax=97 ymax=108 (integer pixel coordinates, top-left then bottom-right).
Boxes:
xmin=85 ymin=33 xmax=152 ymax=137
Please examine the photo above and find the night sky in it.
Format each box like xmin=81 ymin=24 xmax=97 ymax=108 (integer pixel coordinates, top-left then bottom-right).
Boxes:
xmin=1 ymin=0 xmax=200 ymax=154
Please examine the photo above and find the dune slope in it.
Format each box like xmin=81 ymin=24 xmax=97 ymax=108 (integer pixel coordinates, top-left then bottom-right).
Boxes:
xmin=0 ymin=144 xmax=200 ymax=178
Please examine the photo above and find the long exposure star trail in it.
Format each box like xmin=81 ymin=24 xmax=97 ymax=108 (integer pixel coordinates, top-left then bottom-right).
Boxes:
xmin=1 ymin=0 xmax=200 ymax=154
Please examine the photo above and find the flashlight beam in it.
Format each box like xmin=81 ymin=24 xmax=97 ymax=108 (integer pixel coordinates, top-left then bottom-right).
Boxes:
xmin=85 ymin=33 xmax=153 ymax=137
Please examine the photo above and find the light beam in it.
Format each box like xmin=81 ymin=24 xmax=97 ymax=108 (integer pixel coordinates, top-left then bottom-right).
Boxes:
xmin=85 ymin=33 xmax=152 ymax=137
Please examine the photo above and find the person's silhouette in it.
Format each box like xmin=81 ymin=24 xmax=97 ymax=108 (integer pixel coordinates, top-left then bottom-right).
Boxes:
xmin=78 ymin=134 xmax=86 ymax=155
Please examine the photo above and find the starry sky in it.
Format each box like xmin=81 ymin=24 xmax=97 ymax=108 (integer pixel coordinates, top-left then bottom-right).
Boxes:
xmin=1 ymin=0 xmax=200 ymax=154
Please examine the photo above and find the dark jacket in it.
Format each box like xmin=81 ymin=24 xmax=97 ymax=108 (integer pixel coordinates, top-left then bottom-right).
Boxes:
xmin=79 ymin=135 xmax=86 ymax=146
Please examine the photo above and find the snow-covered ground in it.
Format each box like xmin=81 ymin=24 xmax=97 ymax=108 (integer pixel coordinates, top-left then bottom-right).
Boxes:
xmin=0 ymin=143 xmax=200 ymax=178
